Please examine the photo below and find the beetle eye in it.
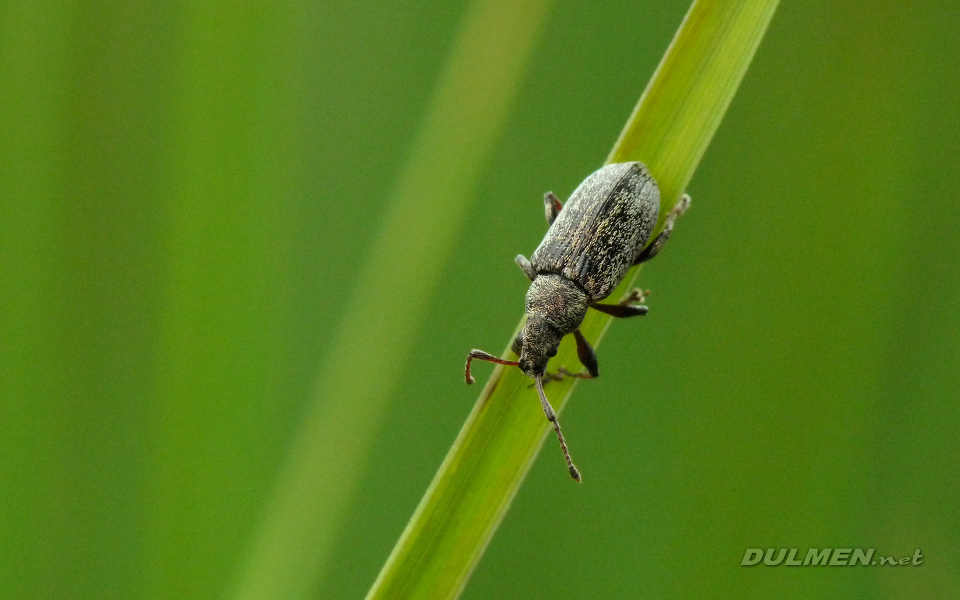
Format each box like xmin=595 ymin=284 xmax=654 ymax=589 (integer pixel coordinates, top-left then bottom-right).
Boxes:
xmin=511 ymin=332 xmax=525 ymax=355
xmin=547 ymin=347 xmax=557 ymax=358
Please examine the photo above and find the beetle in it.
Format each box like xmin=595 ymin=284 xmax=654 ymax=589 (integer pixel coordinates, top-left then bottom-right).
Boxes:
xmin=465 ymin=161 xmax=690 ymax=481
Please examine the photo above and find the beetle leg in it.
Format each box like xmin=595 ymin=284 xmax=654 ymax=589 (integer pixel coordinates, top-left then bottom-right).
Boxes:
xmin=558 ymin=366 xmax=594 ymax=379
xmin=535 ymin=366 xmax=595 ymax=389
xmin=465 ymin=349 xmax=519 ymax=384
xmin=539 ymin=365 xmax=596 ymax=384
xmin=590 ymin=289 xmax=650 ymax=318
xmin=618 ymin=288 xmax=650 ymax=305
xmin=590 ymin=301 xmax=649 ymax=318
xmin=573 ymin=329 xmax=600 ymax=378
xmin=633 ymin=193 xmax=691 ymax=265
xmin=539 ymin=371 xmax=565 ymax=383
xmin=515 ymin=254 xmax=536 ymax=281
xmin=544 ymin=192 xmax=563 ymax=225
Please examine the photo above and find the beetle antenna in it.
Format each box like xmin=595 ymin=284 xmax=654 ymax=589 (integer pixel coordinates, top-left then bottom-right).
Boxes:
xmin=465 ymin=349 xmax=519 ymax=384
xmin=535 ymin=374 xmax=581 ymax=482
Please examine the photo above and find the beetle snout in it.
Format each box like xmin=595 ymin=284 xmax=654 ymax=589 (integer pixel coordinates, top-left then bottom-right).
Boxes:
xmin=517 ymin=357 xmax=532 ymax=374
xmin=517 ymin=355 xmax=544 ymax=378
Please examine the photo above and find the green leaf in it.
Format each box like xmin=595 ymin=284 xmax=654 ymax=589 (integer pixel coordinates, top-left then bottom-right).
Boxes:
xmin=366 ymin=1 xmax=780 ymax=599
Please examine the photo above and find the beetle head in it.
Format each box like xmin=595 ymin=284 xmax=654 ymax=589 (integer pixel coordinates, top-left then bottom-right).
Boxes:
xmin=516 ymin=274 xmax=589 ymax=377
xmin=516 ymin=315 xmax=561 ymax=377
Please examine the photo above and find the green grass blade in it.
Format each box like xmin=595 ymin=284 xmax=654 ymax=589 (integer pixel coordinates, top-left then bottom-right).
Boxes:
xmin=366 ymin=1 xmax=780 ymax=599
xmin=224 ymin=2 xmax=553 ymax=600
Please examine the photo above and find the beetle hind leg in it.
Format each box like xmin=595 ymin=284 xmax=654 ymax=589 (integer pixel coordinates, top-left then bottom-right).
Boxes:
xmin=633 ymin=193 xmax=691 ymax=265
xmin=544 ymin=192 xmax=563 ymax=225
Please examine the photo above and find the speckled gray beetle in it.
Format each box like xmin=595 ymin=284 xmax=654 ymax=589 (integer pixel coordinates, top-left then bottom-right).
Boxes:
xmin=465 ymin=161 xmax=690 ymax=481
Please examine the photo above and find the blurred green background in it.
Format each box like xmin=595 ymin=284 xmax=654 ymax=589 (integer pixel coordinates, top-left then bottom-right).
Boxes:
xmin=2 ymin=1 xmax=958 ymax=599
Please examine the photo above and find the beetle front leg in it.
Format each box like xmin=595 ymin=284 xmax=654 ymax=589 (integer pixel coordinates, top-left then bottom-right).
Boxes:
xmin=633 ymin=193 xmax=691 ymax=265
xmin=465 ymin=349 xmax=519 ymax=384
xmin=541 ymin=367 xmax=595 ymax=383
xmin=515 ymin=254 xmax=536 ymax=281
xmin=539 ymin=330 xmax=598 ymax=383
xmin=573 ymin=329 xmax=599 ymax=378
xmin=544 ymin=192 xmax=562 ymax=225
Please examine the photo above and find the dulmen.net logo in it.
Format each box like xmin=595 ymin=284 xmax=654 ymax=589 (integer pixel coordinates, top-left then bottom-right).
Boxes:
xmin=741 ymin=548 xmax=924 ymax=567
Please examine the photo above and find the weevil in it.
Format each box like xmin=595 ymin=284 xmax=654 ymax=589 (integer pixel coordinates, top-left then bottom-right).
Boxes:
xmin=465 ymin=161 xmax=690 ymax=481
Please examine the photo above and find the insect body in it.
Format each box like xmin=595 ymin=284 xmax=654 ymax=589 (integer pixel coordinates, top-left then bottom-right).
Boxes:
xmin=465 ymin=162 xmax=690 ymax=482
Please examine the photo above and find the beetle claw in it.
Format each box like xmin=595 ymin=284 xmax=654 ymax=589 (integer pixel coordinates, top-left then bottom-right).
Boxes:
xmin=619 ymin=288 xmax=650 ymax=305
